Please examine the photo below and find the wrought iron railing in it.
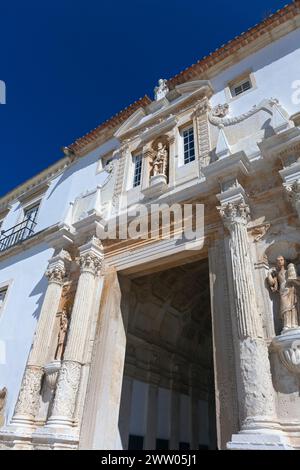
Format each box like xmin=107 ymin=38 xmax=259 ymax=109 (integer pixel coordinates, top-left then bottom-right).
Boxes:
xmin=0 ymin=218 xmax=37 ymax=252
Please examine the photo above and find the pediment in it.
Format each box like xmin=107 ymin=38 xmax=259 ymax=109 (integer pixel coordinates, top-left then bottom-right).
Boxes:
xmin=114 ymin=107 xmax=146 ymax=139
xmin=175 ymin=79 xmax=213 ymax=96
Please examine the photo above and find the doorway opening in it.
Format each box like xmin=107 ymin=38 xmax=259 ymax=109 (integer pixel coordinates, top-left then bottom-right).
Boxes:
xmin=118 ymin=258 xmax=217 ymax=450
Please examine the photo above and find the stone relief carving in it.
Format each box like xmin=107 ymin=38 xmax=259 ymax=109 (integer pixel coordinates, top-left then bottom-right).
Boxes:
xmin=154 ymin=78 xmax=169 ymax=101
xmin=45 ymin=266 xmax=66 ymax=284
xmin=192 ymin=97 xmax=211 ymax=117
xmin=285 ymin=180 xmax=300 ymax=219
xmin=211 ymin=103 xmax=229 ymax=118
xmin=13 ymin=366 xmax=43 ymax=419
xmin=267 ymin=255 xmax=300 ymax=332
xmin=50 ymin=360 xmax=81 ymax=420
xmin=208 ymin=97 xmax=279 ymax=127
xmin=78 ymin=252 xmax=103 ymax=276
xmin=0 ymin=387 xmax=7 ymax=426
xmin=55 ymin=309 xmax=70 ymax=361
xmin=218 ymin=201 xmax=250 ymax=230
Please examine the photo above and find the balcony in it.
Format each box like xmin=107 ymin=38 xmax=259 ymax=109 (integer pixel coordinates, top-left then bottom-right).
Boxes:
xmin=0 ymin=218 xmax=37 ymax=252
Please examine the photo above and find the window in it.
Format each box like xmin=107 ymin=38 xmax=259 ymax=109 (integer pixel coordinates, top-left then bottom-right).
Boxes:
xmin=230 ymin=77 xmax=252 ymax=96
xmin=128 ymin=435 xmax=144 ymax=450
xmin=24 ymin=204 xmax=39 ymax=224
xmin=179 ymin=442 xmax=190 ymax=450
xmin=156 ymin=438 xmax=169 ymax=450
xmin=0 ymin=287 xmax=8 ymax=311
xmin=133 ymin=154 xmax=143 ymax=188
xmin=183 ymin=127 xmax=195 ymax=164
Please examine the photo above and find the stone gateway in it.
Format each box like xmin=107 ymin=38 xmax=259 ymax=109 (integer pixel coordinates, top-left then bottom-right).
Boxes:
xmin=0 ymin=1 xmax=300 ymax=450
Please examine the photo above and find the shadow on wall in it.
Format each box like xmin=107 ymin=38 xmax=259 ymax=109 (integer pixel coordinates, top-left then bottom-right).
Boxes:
xmin=0 ymin=242 xmax=52 ymax=322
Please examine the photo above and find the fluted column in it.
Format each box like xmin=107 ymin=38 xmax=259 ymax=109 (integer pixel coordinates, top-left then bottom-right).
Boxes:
xmin=47 ymin=237 xmax=103 ymax=428
xmin=218 ymin=201 xmax=277 ymax=432
xmin=11 ymin=250 xmax=70 ymax=427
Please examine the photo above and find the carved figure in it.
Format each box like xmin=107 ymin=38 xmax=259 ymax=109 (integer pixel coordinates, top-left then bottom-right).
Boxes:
xmin=154 ymin=79 xmax=169 ymax=101
xmin=55 ymin=309 xmax=69 ymax=360
xmin=152 ymin=142 xmax=168 ymax=177
xmin=267 ymin=255 xmax=300 ymax=331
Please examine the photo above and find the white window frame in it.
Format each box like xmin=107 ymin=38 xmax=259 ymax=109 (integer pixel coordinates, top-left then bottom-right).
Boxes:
xmin=96 ymin=152 xmax=114 ymax=174
xmin=225 ymin=70 xmax=257 ymax=102
xmin=16 ymin=196 xmax=42 ymax=227
xmin=131 ymin=153 xmax=143 ymax=188
xmin=178 ymin=123 xmax=196 ymax=167
xmin=0 ymin=280 xmax=12 ymax=320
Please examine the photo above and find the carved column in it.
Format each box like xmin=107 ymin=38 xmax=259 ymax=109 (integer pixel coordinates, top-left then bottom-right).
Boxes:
xmin=47 ymin=238 xmax=103 ymax=428
xmin=218 ymin=201 xmax=278 ymax=434
xmin=11 ymin=250 xmax=70 ymax=427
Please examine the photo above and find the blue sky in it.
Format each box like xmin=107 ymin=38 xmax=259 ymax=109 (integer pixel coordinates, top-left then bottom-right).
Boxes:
xmin=0 ymin=0 xmax=289 ymax=197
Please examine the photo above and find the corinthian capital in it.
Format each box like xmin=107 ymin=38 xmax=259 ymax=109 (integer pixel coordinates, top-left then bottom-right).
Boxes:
xmin=285 ymin=180 xmax=300 ymax=218
xmin=46 ymin=265 xmax=66 ymax=284
xmin=218 ymin=201 xmax=250 ymax=230
xmin=78 ymin=252 xmax=103 ymax=275
xmin=45 ymin=249 xmax=71 ymax=285
xmin=77 ymin=237 xmax=104 ymax=275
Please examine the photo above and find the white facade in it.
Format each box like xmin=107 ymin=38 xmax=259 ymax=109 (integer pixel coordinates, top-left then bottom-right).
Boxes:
xmin=0 ymin=2 xmax=300 ymax=450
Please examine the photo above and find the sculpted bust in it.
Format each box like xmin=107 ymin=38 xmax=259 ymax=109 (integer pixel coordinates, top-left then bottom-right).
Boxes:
xmin=267 ymin=255 xmax=300 ymax=332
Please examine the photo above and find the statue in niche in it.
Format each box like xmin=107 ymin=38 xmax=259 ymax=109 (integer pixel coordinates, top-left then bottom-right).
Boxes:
xmin=55 ymin=309 xmax=69 ymax=361
xmin=267 ymin=255 xmax=300 ymax=332
xmin=152 ymin=141 xmax=168 ymax=177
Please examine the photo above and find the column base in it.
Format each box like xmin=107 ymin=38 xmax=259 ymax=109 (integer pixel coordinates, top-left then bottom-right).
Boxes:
xmin=45 ymin=415 xmax=74 ymax=428
xmin=0 ymin=425 xmax=35 ymax=450
xmin=32 ymin=425 xmax=79 ymax=450
xmin=227 ymin=431 xmax=293 ymax=450
xmin=10 ymin=415 xmax=36 ymax=428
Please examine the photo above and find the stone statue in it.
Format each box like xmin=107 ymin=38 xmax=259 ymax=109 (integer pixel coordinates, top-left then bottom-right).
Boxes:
xmin=267 ymin=255 xmax=300 ymax=332
xmin=55 ymin=309 xmax=69 ymax=361
xmin=152 ymin=142 xmax=168 ymax=177
xmin=154 ymin=79 xmax=169 ymax=101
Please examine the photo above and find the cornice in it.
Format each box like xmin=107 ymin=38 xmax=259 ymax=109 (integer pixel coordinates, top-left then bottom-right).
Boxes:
xmin=0 ymin=156 xmax=71 ymax=212
xmin=167 ymin=1 xmax=300 ymax=87
xmin=0 ymin=224 xmax=59 ymax=263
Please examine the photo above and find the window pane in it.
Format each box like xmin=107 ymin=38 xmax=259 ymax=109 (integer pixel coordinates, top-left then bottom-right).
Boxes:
xmin=0 ymin=288 xmax=7 ymax=308
xmin=183 ymin=127 xmax=195 ymax=164
xmin=24 ymin=204 xmax=39 ymax=223
xmin=156 ymin=438 xmax=169 ymax=450
xmin=133 ymin=155 xmax=142 ymax=187
xmin=128 ymin=435 xmax=144 ymax=450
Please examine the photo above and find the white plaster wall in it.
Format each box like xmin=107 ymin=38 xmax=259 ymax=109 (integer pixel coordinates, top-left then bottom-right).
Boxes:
xmin=0 ymin=243 xmax=53 ymax=423
xmin=210 ymin=28 xmax=300 ymax=116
